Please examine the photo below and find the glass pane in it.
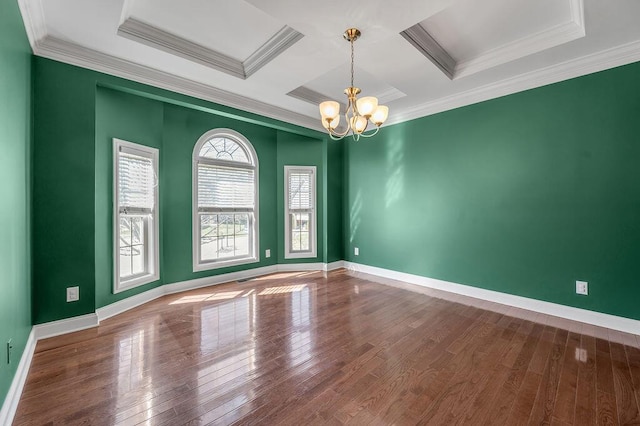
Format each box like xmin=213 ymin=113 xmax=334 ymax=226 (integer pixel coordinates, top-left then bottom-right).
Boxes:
xmin=290 ymin=213 xmax=310 ymax=252
xmin=119 ymin=251 xmax=131 ymax=278
xmin=131 ymin=244 xmax=145 ymax=275
xmin=292 ymin=231 xmax=301 ymax=251
xmin=131 ymin=217 xmax=144 ymax=245
xmin=199 ymin=137 xmax=249 ymax=163
xmin=298 ymin=213 xmax=309 ymax=231
xmin=119 ymin=218 xmax=131 ymax=245
xmin=299 ymin=231 xmax=309 ymax=251
xmin=234 ymin=214 xmax=249 ymax=257
xmin=200 ymin=214 xmax=218 ymax=261
xmin=217 ymin=214 xmax=235 ymax=259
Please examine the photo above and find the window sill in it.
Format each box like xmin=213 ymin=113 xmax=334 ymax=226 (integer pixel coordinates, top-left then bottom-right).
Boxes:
xmin=284 ymin=251 xmax=317 ymax=260
xmin=193 ymin=256 xmax=259 ymax=273
xmin=114 ymin=272 xmax=159 ymax=294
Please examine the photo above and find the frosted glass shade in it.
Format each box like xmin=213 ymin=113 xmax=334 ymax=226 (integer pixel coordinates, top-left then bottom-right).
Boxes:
xmin=371 ymin=105 xmax=389 ymax=126
xmin=323 ymin=114 xmax=340 ymax=130
xmin=319 ymin=101 xmax=340 ymax=120
xmin=351 ymin=115 xmax=368 ymax=133
xmin=356 ymin=96 xmax=378 ymax=117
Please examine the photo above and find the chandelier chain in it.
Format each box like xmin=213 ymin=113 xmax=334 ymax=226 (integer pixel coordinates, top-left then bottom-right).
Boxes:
xmin=350 ymin=39 xmax=355 ymax=88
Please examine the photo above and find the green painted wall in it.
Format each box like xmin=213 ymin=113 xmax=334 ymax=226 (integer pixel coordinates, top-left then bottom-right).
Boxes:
xmin=32 ymin=56 xmax=335 ymax=322
xmin=32 ymin=59 xmax=98 ymax=323
xmin=0 ymin=0 xmax=32 ymax=406
xmin=346 ymin=61 xmax=640 ymax=321
xmin=276 ymin=131 xmax=325 ymax=263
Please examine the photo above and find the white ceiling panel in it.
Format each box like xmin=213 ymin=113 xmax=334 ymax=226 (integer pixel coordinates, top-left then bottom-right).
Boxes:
xmin=20 ymin=0 xmax=640 ymax=131
xmin=424 ymin=0 xmax=573 ymax=62
xmin=124 ymin=0 xmax=283 ymax=61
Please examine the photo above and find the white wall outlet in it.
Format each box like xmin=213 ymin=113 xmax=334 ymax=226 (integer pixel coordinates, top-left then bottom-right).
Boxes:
xmin=576 ymin=281 xmax=588 ymax=295
xmin=354 ymin=247 xmax=359 ymax=256
xmin=265 ymin=249 xmax=271 ymax=258
xmin=66 ymin=286 xmax=80 ymax=302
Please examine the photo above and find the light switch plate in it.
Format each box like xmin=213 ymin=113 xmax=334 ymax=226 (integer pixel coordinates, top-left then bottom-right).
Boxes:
xmin=576 ymin=281 xmax=588 ymax=295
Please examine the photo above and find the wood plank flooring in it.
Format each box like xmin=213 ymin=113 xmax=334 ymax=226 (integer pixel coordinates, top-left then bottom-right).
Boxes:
xmin=13 ymin=269 xmax=640 ymax=425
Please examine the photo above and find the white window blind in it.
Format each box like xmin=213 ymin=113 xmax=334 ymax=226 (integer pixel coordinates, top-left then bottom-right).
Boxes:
xmin=118 ymin=149 xmax=155 ymax=212
xmin=197 ymin=164 xmax=255 ymax=211
xmin=288 ymin=170 xmax=313 ymax=211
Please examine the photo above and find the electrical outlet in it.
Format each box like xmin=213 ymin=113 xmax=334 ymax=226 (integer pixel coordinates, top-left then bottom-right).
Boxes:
xmin=66 ymin=286 xmax=80 ymax=302
xmin=7 ymin=339 xmax=12 ymax=364
xmin=576 ymin=281 xmax=588 ymax=295
xmin=265 ymin=249 xmax=271 ymax=258
xmin=354 ymin=247 xmax=359 ymax=256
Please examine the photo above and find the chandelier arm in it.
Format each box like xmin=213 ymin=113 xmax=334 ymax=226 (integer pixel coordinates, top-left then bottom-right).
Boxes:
xmin=328 ymin=132 xmax=345 ymax=141
xmin=357 ymin=126 xmax=380 ymax=138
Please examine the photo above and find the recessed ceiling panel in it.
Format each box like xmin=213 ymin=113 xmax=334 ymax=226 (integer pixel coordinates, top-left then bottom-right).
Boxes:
xmin=403 ymin=0 xmax=585 ymax=79
xmin=124 ymin=0 xmax=283 ymax=61
xmin=245 ymin=0 xmax=456 ymax=44
xmin=288 ymin=64 xmax=406 ymax=108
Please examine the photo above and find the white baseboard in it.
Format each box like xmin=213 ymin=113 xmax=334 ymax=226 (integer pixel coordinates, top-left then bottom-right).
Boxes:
xmin=32 ymin=313 xmax=99 ymax=340
xmin=325 ymin=260 xmax=346 ymax=271
xmin=276 ymin=262 xmax=325 ymax=272
xmin=0 ymin=330 xmax=36 ymax=426
xmin=96 ymin=286 xmax=165 ymax=322
xmin=164 ymin=265 xmax=279 ymax=295
xmin=344 ymin=261 xmax=640 ymax=336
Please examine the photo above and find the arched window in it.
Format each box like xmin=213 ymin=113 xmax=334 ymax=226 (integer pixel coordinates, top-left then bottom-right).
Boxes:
xmin=193 ymin=129 xmax=259 ymax=271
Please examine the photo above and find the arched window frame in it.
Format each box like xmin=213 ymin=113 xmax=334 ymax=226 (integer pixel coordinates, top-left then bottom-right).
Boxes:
xmin=192 ymin=129 xmax=259 ymax=271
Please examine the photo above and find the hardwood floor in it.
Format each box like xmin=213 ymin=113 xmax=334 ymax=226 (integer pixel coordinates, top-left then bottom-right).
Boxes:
xmin=13 ymin=269 xmax=640 ymax=425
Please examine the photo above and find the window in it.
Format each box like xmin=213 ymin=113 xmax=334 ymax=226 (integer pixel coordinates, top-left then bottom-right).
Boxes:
xmin=113 ymin=139 xmax=159 ymax=293
xmin=285 ymin=166 xmax=316 ymax=259
xmin=193 ymin=129 xmax=259 ymax=271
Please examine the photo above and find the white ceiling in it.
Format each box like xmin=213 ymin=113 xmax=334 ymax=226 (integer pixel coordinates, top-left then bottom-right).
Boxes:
xmin=17 ymin=0 xmax=640 ymax=132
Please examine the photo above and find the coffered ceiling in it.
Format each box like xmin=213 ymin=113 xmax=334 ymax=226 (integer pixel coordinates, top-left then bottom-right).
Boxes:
xmin=17 ymin=0 xmax=640 ymax=132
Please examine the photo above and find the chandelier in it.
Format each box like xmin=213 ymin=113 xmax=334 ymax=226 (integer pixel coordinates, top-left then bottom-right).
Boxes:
xmin=319 ymin=28 xmax=389 ymax=141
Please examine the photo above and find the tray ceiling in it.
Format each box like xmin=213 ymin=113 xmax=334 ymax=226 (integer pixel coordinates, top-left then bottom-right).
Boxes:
xmin=17 ymin=0 xmax=640 ymax=131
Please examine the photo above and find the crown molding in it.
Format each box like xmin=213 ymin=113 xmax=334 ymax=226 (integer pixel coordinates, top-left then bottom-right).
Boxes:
xmin=387 ymin=38 xmax=640 ymax=126
xmin=33 ymin=36 xmax=323 ymax=132
xmin=244 ymin=26 xmax=304 ymax=78
xmin=118 ymin=18 xmax=246 ymax=79
xmin=400 ymin=23 xmax=456 ymax=79
xmin=17 ymin=0 xmax=46 ymax=48
xmin=117 ymin=18 xmax=303 ymax=80
xmin=454 ymin=1 xmax=585 ymax=79
xmin=402 ymin=0 xmax=585 ymax=80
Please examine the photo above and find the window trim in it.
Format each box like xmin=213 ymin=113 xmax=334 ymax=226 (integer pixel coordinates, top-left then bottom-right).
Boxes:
xmin=284 ymin=165 xmax=317 ymax=259
xmin=113 ymin=138 xmax=160 ymax=294
xmin=192 ymin=129 xmax=260 ymax=272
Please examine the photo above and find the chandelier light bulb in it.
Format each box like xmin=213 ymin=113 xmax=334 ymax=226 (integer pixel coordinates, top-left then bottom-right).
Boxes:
xmin=356 ymin=96 xmax=378 ymax=117
xmin=371 ymin=105 xmax=389 ymax=126
xmin=323 ymin=114 xmax=340 ymax=130
xmin=351 ymin=115 xmax=368 ymax=133
xmin=319 ymin=101 xmax=340 ymax=120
